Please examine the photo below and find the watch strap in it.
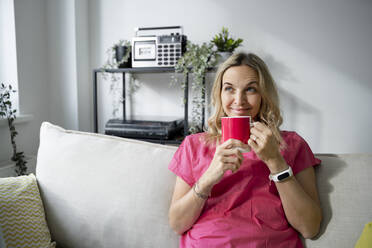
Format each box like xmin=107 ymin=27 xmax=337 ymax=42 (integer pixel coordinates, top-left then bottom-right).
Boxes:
xmin=269 ymin=166 xmax=293 ymax=182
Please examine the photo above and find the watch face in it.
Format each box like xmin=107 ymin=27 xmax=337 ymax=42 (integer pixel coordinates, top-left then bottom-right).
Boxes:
xmin=278 ymin=172 xmax=290 ymax=181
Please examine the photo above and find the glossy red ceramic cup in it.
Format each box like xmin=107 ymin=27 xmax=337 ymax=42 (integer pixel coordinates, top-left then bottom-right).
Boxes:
xmin=221 ymin=116 xmax=251 ymax=144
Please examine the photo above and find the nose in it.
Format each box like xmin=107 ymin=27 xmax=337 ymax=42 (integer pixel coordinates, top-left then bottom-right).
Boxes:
xmin=234 ymin=90 xmax=246 ymax=105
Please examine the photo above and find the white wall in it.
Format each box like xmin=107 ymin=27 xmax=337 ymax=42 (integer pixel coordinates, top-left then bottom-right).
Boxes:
xmin=0 ymin=0 xmax=19 ymax=161
xmin=90 ymin=0 xmax=372 ymax=153
xmin=1 ymin=0 xmax=90 ymax=164
xmin=75 ymin=0 xmax=92 ymax=132
xmin=46 ymin=0 xmax=79 ymax=130
xmin=0 ymin=0 xmax=50 ymax=164
xmin=1 ymin=0 xmax=371 ymax=165
xmin=0 ymin=0 xmax=19 ymax=107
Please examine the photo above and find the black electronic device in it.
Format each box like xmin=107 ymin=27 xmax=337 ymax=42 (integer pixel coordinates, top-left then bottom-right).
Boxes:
xmin=104 ymin=117 xmax=184 ymax=140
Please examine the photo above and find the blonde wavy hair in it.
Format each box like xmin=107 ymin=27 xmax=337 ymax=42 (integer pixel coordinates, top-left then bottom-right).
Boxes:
xmin=204 ymin=52 xmax=284 ymax=147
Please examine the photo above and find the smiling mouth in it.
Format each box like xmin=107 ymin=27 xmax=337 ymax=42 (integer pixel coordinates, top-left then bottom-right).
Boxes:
xmin=230 ymin=108 xmax=250 ymax=114
xmin=231 ymin=108 xmax=250 ymax=111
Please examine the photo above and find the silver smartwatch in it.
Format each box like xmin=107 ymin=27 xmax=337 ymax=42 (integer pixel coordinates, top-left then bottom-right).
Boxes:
xmin=269 ymin=166 xmax=293 ymax=182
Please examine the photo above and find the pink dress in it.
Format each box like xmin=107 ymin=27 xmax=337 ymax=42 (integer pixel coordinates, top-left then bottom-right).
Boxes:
xmin=168 ymin=131 xmax=321 ymax=248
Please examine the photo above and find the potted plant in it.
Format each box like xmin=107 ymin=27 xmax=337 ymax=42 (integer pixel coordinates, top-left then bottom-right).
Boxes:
xmin=173 ymin=41 xmax=218 ymax=134
xmin=0 ymin=83 xmax=27 ymax=176
xmin=211 ymin=27 xmax=243 ymax=63
xmin=102 ymin=39 xmax=132 ymax=70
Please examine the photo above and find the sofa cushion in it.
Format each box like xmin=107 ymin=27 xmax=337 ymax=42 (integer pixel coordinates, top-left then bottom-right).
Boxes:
xmin=36 ymin=122 xmax=179 ymax=248
xmin=0 ymin=174 xmax=56 ymax=248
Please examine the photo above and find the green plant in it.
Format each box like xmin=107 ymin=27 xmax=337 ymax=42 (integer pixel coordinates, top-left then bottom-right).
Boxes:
xmin=0 ymin=83 xmax=27 ymax=176
xmin=211 ymin=27 xmax=243 ymax=53
xmin=173 ymin=41 xmax=218 ymax=133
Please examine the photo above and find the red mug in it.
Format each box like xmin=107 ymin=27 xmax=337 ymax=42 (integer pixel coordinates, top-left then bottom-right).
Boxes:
xmin=221 ymin=116 xmax=252 ymax=144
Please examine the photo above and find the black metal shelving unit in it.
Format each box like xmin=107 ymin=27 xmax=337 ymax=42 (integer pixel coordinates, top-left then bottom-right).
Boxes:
xmin=93 ymin=67 xmax=195 ymax=145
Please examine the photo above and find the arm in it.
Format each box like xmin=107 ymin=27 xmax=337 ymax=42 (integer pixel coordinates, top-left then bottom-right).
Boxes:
xmin=168 ymin=176 xmax=207 ymax=235
xmin=168 ymin=139 xmax=249 ymax=235
xmin=250 ymin=122 xmax=322 ymax=239
xmin=267 ymin=158 xmax=322 ymax=238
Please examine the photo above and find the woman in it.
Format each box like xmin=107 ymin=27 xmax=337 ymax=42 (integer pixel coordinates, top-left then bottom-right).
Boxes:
xmin=168 ymin=52 xmax=322 ymax=248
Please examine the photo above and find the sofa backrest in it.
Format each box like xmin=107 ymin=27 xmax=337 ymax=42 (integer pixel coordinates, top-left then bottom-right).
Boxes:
xmin=36 ymin=122 xmax=372 ymax=248
xmin=304 ymin=153 xmax=372 ymax=248
xmin=36 ymin=122 xmax=179 ymax=248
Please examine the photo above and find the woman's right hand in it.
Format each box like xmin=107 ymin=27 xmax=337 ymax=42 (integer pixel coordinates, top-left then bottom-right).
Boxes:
xmin=198 ymin=139 xmax=249 ymax=194
xmin=168 ymin=139 xmax=250 ymax=234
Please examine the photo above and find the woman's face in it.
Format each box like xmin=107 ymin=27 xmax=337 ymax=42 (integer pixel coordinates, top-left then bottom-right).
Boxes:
xmin=221 ymin=65 xmax=262 ymax=119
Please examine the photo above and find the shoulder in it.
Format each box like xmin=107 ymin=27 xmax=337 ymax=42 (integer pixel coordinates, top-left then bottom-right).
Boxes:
xmin=281 ymin=130 xmax=308 ymax=148
xmin=170 ymin=133 xmax=206 ymax=167
xmin=280 ymin=130 xmax=311 ymax=160
xmin=281 ymin=130 xmax=303 ymax=140
xmin=183 ymin=132 xmax=208 ymax=147
xmin=180 ymin=132 xmax=214 ymax=158
xmin=280 ymin=130 xmax=320 ymax=172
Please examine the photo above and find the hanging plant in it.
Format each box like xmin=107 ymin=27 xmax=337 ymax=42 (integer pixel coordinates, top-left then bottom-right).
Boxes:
xmin=0 ymin=83 xmax=27 ymax=176
xmin=173 ymin=41 xmax=218 ymax=133
xmin=100 ymin=40 xmax=139 ymax=119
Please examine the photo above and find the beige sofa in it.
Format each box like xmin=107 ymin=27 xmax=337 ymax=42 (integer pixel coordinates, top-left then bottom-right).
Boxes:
xmin=34 ymin=122 xmax=371 ymax=247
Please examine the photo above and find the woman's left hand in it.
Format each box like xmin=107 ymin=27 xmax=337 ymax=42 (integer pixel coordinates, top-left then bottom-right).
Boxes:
xmin=248 ymin=122 xmax=285 ymax=172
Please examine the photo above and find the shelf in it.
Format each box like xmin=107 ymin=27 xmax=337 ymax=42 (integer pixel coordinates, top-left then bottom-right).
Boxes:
xmin=94 ymin=67 xmax=176 ymax=73
xmin=94 ymin=67 xmax=216 ymax=74
xmin=93 ymin=66 xmax=215 ymax=142
xmin=93 ymin=67 xmax=191 ymax=139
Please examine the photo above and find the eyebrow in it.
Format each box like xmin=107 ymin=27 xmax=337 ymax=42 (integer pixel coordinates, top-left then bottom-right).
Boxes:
xmin=223 ymin=81 xmax=258 ymax=86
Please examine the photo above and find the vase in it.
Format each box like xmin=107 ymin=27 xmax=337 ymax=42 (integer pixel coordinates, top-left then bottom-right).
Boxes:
xmin=115 ymin=45 xmax=132 ymax=68
xmin=216 ymin=52 xmax=233 ymax=66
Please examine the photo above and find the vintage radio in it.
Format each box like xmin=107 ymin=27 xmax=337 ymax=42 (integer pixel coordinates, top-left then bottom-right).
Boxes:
xmin=131 ymin=26 xmax=187 ymax=68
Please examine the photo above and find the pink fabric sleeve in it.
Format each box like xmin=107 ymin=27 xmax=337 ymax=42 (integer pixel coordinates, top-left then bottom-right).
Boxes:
xmin=291 ymin=133 xmax=321 ymax=175
xmin=168 ymin=136 xmax=195 ymax=187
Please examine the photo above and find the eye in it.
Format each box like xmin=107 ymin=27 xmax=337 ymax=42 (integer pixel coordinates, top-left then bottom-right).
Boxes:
xmin=223 ymin=86 xmax=233 ymax=92
xmin=246 ymin=87 xmax=257 ymax=93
